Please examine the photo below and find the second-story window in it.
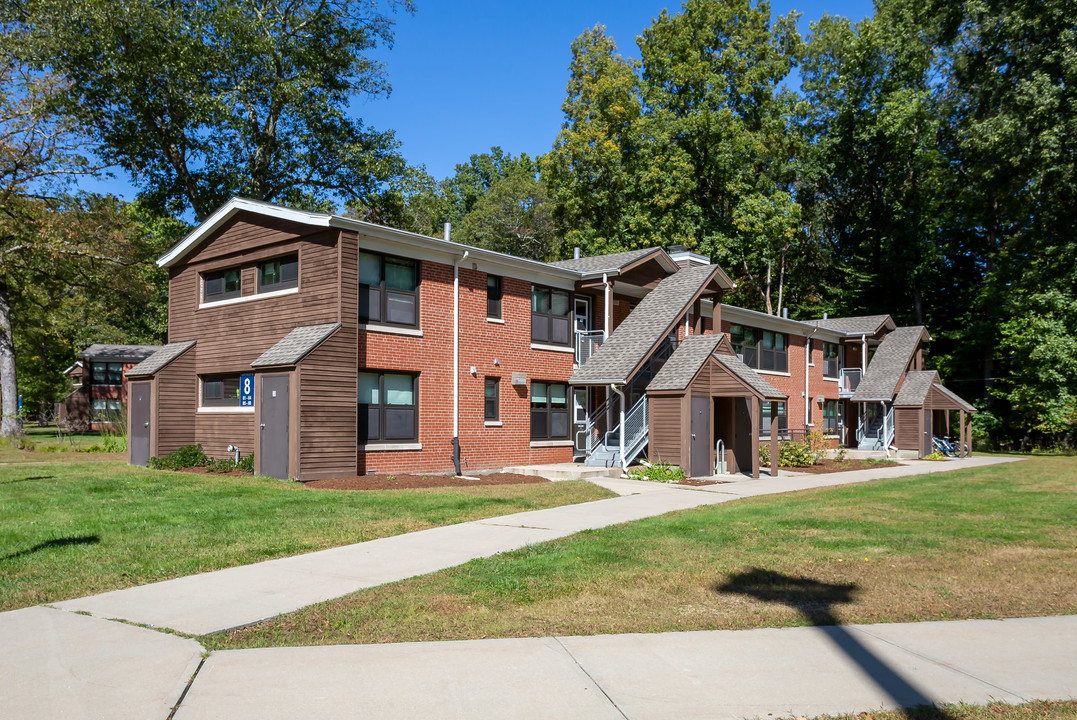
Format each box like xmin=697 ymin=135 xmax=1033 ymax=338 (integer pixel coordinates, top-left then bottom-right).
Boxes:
xmin=730 ymin=325 xmax=788 ymax=372
xmin=258 ymin=255 xmax=298 ymax=293
xmin=531 ymin=285 xmax=571 ymax=346
xmin=203 ymin=267 xmax=241 ymax=302
xmin=823 ymin=342 xmax=840 ymax=378
xmin=92 ymin=362 xmax=124 ymax=386
xmin=487 ymin=275 xmax=502 ymax=319
xmin=359 ymin=251 xmax=419 ymax=327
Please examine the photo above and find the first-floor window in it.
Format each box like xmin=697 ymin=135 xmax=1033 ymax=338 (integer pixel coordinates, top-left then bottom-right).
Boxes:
xmin=760 ymin=401 xmax=788 ymax=438
xmin=530 ymin=381 xmax=569 ymax=439
xmin=484 ymin=377 xmax=500 ymax=421
xmin=358 ymin=372 xmax=417 ymax=443
xmin=202 ymin=375 xmax=242 ymax=407
xmin=823 ymin=400 xmax=840 ymax=435
xmin=91 ymin=398 xmax=122 ymax=420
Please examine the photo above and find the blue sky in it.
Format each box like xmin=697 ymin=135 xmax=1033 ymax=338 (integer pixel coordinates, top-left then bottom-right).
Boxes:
xmin=90 ymin=0 xmax=875 ymax=200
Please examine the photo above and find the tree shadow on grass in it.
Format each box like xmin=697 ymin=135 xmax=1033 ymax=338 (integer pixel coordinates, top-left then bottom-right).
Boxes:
xmin=0 ymin=475 xmax=55 ymax=484
xmin=2 ymin=535 xmax=99 ymax=562
xmin=715 ymin=568 xmax=952 ymax=719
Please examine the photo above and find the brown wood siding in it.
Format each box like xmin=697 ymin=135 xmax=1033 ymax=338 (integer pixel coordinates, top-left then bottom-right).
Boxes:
xmin=894 ymin=408 xmax=921 ymax=451
xmin=648 ymin=395 xmax=684 ymax=467
xmin=190 ymin=215 xmax=313 ymax=263
xmin=297 ymin=328 xmax=358 ymax=480
xmin=196 ymin=411 xmax=255 ymax=460
xmin=154 ymin=348 xmax=197 ymax=456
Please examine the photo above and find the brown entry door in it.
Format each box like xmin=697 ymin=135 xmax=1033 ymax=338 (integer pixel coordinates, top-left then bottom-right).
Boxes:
xmin=260 ymin=375 xmax=290 ymax=479
xmin=129 ymin=381 xmax=151 ymax=466
xmin=690 ymin=396 xmax=710 ymax=477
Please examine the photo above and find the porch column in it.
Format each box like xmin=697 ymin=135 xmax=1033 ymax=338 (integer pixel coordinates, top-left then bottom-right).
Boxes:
xmin=945 ymin=409 xmax=951 ymax=438
xmin=751 ymin=397 xmax=761 ymax=479
xmin=769 ymin=401 xmax=779 ymax=477
xmin=967 ymin=417 xmax=973 ymax=457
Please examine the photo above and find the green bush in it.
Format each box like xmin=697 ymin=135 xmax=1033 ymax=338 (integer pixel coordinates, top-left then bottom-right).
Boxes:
xmin=100 ymin=435 xmax=126 ymax=453
xmin=759 ymin=437 xmax=818 ymax=467
xmin=148 ymin=444 xmax=209 ymax=470
xmin=627 ymin=460 xmax=686 ymax=483
xmin=237 ymin=453 xmax=255 ymax=473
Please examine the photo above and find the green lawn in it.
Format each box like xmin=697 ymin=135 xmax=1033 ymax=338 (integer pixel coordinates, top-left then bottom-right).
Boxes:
xmin=0 ymin=459 xmax=614 ymax=611
xmin=209 ymin=455 xmax=1077 ymax=649
xmin=802 ymin=700 xmax=1077 ymax=720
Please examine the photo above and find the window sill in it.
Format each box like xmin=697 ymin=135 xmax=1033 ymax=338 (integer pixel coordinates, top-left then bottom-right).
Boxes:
xmin=197 ymin=407 xmax=255 ymax=414
xmin=822 ymin=376 xmax=839 ymax=383
xmin=530 ymin=440 xmax=574 ymax=448
xmin=358 ymin=323 xmax=423 ymax=337
xmin=530 ymin=343 xmax=574 ymax=354
xmin=486 ymin=317 xmax=505 ymax=324
xmin=362 ymin=442 xmax=422 ymax=451
xmin=199 ymin=287 xmax=298 ymax=309
xmin=756 ymin=370 xmax=792 ymax=377
xmin=484 ymin=421 xmax=503 ymax=427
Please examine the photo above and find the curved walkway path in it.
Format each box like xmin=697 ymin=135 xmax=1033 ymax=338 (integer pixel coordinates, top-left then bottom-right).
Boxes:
xmin=6 ymin=455 xmax=1073 ymax=719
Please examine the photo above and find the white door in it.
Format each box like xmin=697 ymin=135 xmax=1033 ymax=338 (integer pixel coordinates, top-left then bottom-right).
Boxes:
xmin=573 ymin=387 xmax=589 ymax=455
xmin=574 ymin=297 xmax=590 ymax=333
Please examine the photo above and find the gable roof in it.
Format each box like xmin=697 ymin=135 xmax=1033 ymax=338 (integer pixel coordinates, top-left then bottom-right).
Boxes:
xmin=548 ymin=248 xmax=677 ymax=277
xmin=894 ymin=370 xmax=939 ymax=406
xmin=570 ymin=264 xmax=729 ymax=385
xmin=647 ymin=335 xmax=724 ymax=391
xmin=251 ymin=323 xmax=341 ymax=368
xmin=804 ymin=315 xmax=896 ymax=335
xmin=932 ymin=383 xmax=977 ymax=413
xmin=851 ymin=326 xmax=931 ymax=402
xmin=712 ymin=353 xmax=786 ymax=401
xmin=126 ymin=341 xmax=196 ymax=378
xmin=78 ymin=344 xmax=162 ymax=362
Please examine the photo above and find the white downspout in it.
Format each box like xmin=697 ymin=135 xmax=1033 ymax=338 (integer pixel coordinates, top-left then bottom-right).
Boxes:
xmin=805 ymin=328 xmax=818 ymax=429
xmin=861 ymin=334 xmax=867 ymax=374
xmin=610 ymin=383 xmax=627 ymax=474
xmin=880 ymin=400 xmax=890 ymax=458
xmin=602 ymin=273 xmax=611 ymax=341
xmin=450 ymin=222 xmax=467 ymax=474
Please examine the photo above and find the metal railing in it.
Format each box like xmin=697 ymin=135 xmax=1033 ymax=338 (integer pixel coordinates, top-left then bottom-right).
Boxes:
xmin=856 ymin=404 xmax=894 ymax=449
xmin=604 ymin=395 xmax=649 ymax=466
xmin=577 ymin=396 xmax=611 ymax=455
xmin=838 ymin=368 xmax=862 ymax=396
xmin=575 ymin=330 xmax=604 ymax=367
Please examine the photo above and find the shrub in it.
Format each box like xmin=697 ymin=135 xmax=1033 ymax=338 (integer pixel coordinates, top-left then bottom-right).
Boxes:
xmin=759 ymin=438 xmax=817 ymax=468
xmin=149 ymin=444 xmax=209 ymax=470
xmin=627 ymin=460 xmax=686 ymax=483
xmin=923 ymin=451 xmax=947 ymax=461
xmin=237 ymin=453 xmax=254 ymax=473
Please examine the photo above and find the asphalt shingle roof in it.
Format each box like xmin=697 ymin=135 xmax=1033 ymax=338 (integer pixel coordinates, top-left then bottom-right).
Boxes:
xmin=126 ymin=341 xmax=196 ymax=378
xmin=78 ymin=344 xmax=162 ymax=362
xmin=932 ymin=383 xmax=977 ymax=413
xmin=647 ymin=335 xmax=724 ymax=391
xmin=251 ymin=323 xmax=340 ymax=368
xmin=548 ymin=248 xmax=663 ymax=274
xmin=851 ymin=326 xmax=929 ymax=402
xmin=894 ymin=370 xmax=939 ymax=406
xmin=712 ymin=354 xmax=786 ymax=401
xmin=804 ymin=315 xmax=892 ymax=335
xmin=570 ymin=265 xmax=724 ymax=385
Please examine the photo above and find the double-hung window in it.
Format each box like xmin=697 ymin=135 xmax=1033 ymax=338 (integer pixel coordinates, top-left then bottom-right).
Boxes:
xmin=203 ymin=268 xmax=241 ymax=302
xmin=530 ymin=381 xmax=569 ymax=439
xmin=358 ymin=372 xmax=417 ymax=443
xmin=258 ymin=255 xmax=298 ymax=293
xmin=91 ymin=362 xmax=124 ymax=386
xmin=760 ymin=401 xmax=788 ymax=438
xmin=484 ymin=377 xmax=500 ymax=421
xmin=201 ymin=375 xmax=242 ymax=407
xmin=359 ymin=252 xmax=419 ymax=327
xmin=823 ymin=400 xmax=840 ymax=435
xmin=823 ymin=342 xmax=840 ymax=378
xmin=91 ymin=398 xmax=122 ymax=421
xmin=531 ymin=285 xmax=572 ymax=346
xmin=487 ymin=275 xmax=502 ymax=319
xmin=731 ymin=325 xmax=788 ymax=372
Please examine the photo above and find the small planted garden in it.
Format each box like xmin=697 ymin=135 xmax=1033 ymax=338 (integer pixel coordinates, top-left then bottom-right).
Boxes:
xmin=148 ymin=443 xmax=254 ymax=474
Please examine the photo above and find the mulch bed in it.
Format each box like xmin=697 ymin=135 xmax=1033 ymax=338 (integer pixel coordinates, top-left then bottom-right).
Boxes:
xmin=303 ymin=472 xmax=549 ymax=491
xmin=175 ymin=467 xmax=253 ymax=476
xmin=783 ymin=458 xmax=900 ymax=474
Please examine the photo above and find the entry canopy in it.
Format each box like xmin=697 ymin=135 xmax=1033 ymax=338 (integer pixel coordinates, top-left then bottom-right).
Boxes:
xmin=126 ymin=341 xmax=196 ymax=379
xmin=251 ymin=323 xmax=341 ymax=368
xmin=647 ymin=334 xmax=785 ymax=401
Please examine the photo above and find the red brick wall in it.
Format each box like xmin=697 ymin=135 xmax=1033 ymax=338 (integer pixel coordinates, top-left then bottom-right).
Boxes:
xmin=359 ymin=262 xmax=575 ymax=474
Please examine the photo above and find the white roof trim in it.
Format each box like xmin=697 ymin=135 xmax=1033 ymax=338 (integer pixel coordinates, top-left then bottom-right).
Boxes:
xmin=157 ymin=198 xmax=581 ymax=286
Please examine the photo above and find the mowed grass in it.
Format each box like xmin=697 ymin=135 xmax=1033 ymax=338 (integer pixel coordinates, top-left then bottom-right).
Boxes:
xmin=802 ymin=700 xmax=1077 ymax=720
xmin=0 ymin=460 xmax=614 ymax=611
xmin=208 ymin=456 xmax=1077 ymax=649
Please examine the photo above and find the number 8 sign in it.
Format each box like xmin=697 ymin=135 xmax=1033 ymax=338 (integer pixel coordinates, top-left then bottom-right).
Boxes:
xmin=240 ymin=374 xmax=255 ymax=407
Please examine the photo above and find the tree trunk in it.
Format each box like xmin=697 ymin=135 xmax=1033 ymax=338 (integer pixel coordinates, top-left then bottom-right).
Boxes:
xmin=0 ymin=280 xmax=20 ymax=437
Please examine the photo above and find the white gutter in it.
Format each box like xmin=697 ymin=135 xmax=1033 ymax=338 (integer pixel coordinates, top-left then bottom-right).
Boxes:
xmin=805 ymin=326 xmax=818 ymax=428
xmin=610 ymin=384 xmax=627 ymax=474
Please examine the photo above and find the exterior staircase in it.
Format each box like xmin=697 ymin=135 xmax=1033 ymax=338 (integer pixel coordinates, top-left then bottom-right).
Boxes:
xmin=857 ymin=405 xmax=895 ymax=450
xmin=583 ymin=395 xmax=649 ymax=468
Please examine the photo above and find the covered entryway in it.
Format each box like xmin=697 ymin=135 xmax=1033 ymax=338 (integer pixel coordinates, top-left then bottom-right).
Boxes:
xmin=259 ymin=374 xmax=290 ymax=479
xmin=893 ymin=370 xmax=977 ymax=458
xmin=647 ymin=335 xmax=786 ymax=479
xmin=129 ymin=381 xmax=152 ymax=466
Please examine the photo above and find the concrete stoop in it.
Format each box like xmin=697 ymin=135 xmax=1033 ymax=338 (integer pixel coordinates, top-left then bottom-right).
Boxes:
xmin=502 ymin=463 xmax=622 ymax=481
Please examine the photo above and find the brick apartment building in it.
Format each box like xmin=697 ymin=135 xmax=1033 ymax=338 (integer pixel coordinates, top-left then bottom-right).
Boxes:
xmin=127 ymin=198 xmax=974 ymax=480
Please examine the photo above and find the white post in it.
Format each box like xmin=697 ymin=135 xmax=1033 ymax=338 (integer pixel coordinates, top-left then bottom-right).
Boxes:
xmin=861 ymin=334 xmax=868 ymax=374
xmin=603 ymin=273 xmax=611 ymax=341
xmin=611 ymin=384 xmax=627 ymax=473
xmin=880 ymin=401 xmax=889 ymax=457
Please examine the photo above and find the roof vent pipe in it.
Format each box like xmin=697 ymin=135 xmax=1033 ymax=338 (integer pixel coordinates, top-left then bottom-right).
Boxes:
xmin=782 ymin=307 xmax=789 ymax=319
xmin=573 ymin=246 xmax=581 ymax=259
xmin=823 ymin=312 xmax=828 ymax=320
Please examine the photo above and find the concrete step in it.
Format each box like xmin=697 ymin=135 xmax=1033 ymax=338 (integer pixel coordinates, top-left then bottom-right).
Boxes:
xmin=502 ymin=463 xmax=623 ymax=481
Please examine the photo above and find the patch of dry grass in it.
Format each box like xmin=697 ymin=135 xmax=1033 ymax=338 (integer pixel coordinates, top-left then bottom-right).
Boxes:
xmin=206 ymin=456 xmax=1077 ymax=649
xmin=795 ymin=699 xmax=1077 ymax=720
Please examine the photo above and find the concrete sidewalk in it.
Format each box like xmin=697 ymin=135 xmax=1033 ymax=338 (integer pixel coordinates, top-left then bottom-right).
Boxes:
xmin=55 ymin=455 xmax=1016 ymax=636
xmin=174 ymin=615 xmax=1077 ymax=719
